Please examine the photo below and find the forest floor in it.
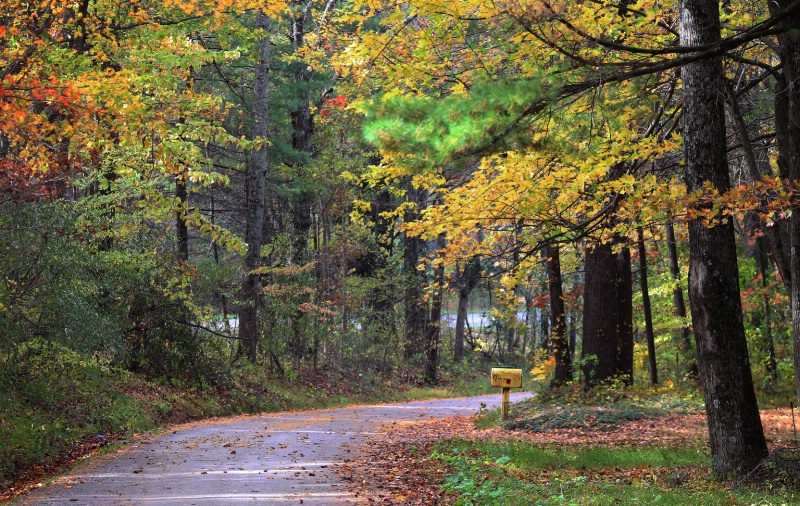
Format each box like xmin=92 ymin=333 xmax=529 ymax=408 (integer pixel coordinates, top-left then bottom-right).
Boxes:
xmin=345 ymin=402 xmax=800 ymax=505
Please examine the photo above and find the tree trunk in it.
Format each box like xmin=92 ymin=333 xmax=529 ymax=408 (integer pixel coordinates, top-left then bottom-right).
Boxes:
xmin=615 ymin=247 xmax=633 ymax=385
xmin=581 ymin=240 xmax=633 ymax=386
xmin=680 ymin=0 xmax=767 ymax=476
xmin=284 ymin=6 xmax=316 ymax=364
xmin=769 ymin=71 xmax=796 ymax=293
xmin=756 ymin=237 xmax=778 ymax=383
xmin=636 ymin=227 xmax=657 ymax=386
xmin=454 ymin=256 xmax=481 ymax=361
xmin=239 ymin=11 xmax=271 ymax=362
xmin=539 ymin=281 xmax=550 ymax=352
xmin=568 ymin=311 xmax=577 ymax=363
xmin=770 ymin=0 xmax=800 ymax=414
xmin=176 ymin=170 xmax=189 ymax=263
xmin=403 ymin=187 xmax=427 ymax=362
xmin=209 ymin=195 xmax=231 ymax=334
xmin=289 ymin=4 xmax=314 ymax=266
xmin=665 ymin=221 xmax=691 ymax=351
xmin=582 ymin=242 xmax=617 ymax=385
xmin=725 ymin=80 xmax=791 ymax=290
xmin=425 ymin=234 xmax=446 ymax=384
xmin=546 ymin=244 xmax=571 ymax=386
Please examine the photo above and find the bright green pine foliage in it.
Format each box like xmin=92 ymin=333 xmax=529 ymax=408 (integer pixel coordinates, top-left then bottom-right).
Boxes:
xmin=347 ymin=0 xmax=780 ymax=270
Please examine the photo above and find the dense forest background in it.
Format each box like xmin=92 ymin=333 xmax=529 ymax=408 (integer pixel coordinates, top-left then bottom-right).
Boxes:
xmin=2 ymin=0 xmax=800 ymax=487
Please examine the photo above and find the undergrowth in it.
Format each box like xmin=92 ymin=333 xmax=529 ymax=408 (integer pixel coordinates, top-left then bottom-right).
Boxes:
xmin=475 ymin=381 xmax=703 ymax=432
xmin=503 ymin=404 xmax=667 ymax=432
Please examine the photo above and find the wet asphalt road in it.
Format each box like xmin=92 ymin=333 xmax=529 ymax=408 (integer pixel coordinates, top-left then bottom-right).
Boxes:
xmin=17 ymin=392 xmax=533 ymax=505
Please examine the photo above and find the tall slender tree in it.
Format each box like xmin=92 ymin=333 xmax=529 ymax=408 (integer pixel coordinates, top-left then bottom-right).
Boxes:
xmin=240 ymin=11 xmax=272 ymax=361
xmin=665 ymin=221 xmax=691 ymax=351
xmin=546 ymin=244 xmax=571 ymax=386
xmin=453 ymin=256 xmax=481 ymax=362
xmin=636 ymin=227 xmax=657 ymax=386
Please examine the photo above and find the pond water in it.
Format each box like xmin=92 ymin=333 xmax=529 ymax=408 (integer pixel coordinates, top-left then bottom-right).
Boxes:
xmin=441 ymin=311 xmax=529 ymax=328
xmin=214 ymin=311 xmax=531 ymax=334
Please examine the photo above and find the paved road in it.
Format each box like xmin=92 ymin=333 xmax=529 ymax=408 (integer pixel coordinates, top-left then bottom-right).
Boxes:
xmin=17 ymin=392 xmax=533 ymax=505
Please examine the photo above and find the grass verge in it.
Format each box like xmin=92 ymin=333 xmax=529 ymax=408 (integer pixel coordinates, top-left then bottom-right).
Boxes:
xmin=434 ymin=439 xmax=794 ymax=505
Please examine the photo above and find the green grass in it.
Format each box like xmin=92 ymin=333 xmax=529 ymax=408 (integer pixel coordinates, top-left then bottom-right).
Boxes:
xmin=439 ymin=440 xmax=707 ymax=469
xmin=453 ymin=385 xmax=793 ymax=506
xmin=434 ymin=440 xmax=793 ymax=506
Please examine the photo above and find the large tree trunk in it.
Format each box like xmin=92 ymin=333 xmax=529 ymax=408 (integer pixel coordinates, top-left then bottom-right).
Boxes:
xmin=581 ymin=240 xmax=633 ymax=386
xmin=770 ymin=0 xmax=800 ymax=412
xmin=454 ymin=256 xmax=481 ymax=361
xmin=636 ymin=227 xmax=657 ymax=386
xmin=239 ymin=11 xmax=271 ymax=362
xmin=546 ymin=244 xmax=570 ymax=386
xmin=680 ymin=0 xmax=767 ymax=476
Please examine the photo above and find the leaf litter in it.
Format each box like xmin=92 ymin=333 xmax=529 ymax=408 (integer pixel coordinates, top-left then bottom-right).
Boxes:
xmin=340 ymin=407 xmax=798 ymax=504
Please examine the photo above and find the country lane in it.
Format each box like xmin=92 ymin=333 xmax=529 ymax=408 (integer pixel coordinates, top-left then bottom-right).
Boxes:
xmin=16 ymin=392 xmax=533 ymax=505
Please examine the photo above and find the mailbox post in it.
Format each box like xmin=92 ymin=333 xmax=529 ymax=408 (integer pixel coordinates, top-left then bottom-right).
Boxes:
xmin=490 ymin=368 xmax=522 ymax=420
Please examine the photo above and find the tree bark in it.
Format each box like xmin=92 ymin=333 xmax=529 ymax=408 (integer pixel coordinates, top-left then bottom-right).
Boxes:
xmin=240 ymin=11 xmax=271 ymax=362
xmin=615 ymin=247 xmax=633 ymax=385
xmin=289 ymin=4 xmax=314 ymax=266
xmin=680 ymin=0 xmax=767 ymax=476
xmin=546 ymin=244 xmax=571 ymax=386
xmin=582 ymin=242 xmax=617 ymax=385
xmin=568 ymin=311 xmax=577 ymax=363
xmin=756 ymin=237 xmax=778 ymax=383
xmin=724 ymin=81 xmax=791 ymax=291
xmin=454 ymin=256 xmax=481 ymax=361
xmin=665 ymin=221 xmax=691 ymax=351
xmin=770 ymin=0 xmax=800 ymax=412
xmin=636 ymin=227 xmax=657 ymax=386
xmin=403 ymin=187 xmax=427 ymax=362
xmin=176 ymin=170 xmax=189 ymax=263
xmin=581 ymin=240 xmax=633 ymax=386
xmin=425 ymin=234 xmax=446 ymax=384
xmin=285 ymin=5 xmax=315 ymax=363
xmin=539 ymin=281 xmax=550 ymax=352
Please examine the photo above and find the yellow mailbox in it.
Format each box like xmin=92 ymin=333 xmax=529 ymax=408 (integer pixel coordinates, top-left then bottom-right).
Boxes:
xmin=491 ymin=368 xmax=522 ymax=388
xmin=490 ymin=368 xmax=522 ymax=421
